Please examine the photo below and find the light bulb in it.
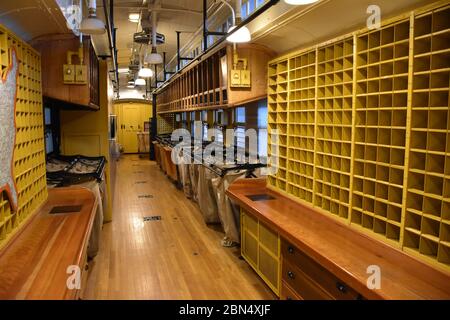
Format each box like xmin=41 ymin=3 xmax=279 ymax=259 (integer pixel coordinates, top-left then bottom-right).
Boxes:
xmin=138 ymin=67 xmax=154 ymax=78
xmin=226 ymin=26 xmax=251 ymax=43
xmin=79 ymin=0 xmax=105 ymax=35
xmin=135 ymin=78 xmax=146 ymax=86
xmin=145 ymin=47 xmax=163 ymax=65
xmin=128 ymin=13 xmax=140 ymax=23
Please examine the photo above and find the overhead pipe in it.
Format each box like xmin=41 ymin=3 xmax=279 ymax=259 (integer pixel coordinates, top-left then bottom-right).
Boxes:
xmin=177 ymin=31 xmax=194 ymax=71
xmin=160 ymin=0 xmax=222 ymax=77
xmin=155 ymin=0 xmax=280 ymax=93
xmin=163 ymin=52 xmax=175 ymax=81
xmin=102 ymin=0 xmax=119 ymax=90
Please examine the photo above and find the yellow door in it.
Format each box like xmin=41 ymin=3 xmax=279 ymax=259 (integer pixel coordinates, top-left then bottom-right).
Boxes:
xmin=121 ymin=105 xmax=141 ymax=153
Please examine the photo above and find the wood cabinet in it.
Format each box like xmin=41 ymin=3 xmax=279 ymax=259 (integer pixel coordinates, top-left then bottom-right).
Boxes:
xmin=281 ymin=239 xmax=363 ymax=300
xmin=156 ymin=43 xmax=275 ymax=114
xmin=226 ymin=178 xmax=450 ymax=299
xmin=32 ymin=34 xmax=100 ymax=110
xmin=241 ymin=209 xmax=281 ymax=296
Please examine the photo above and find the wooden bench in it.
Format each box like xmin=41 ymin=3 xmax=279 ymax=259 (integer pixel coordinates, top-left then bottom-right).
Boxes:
xmin=227 ymin=178 xmax=450 ymax=300
xmin=0 ymin=187 xmax=97 ymax=300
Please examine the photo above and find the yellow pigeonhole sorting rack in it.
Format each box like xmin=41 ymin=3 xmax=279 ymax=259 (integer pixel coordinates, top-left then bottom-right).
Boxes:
xmin=267 ymin=2 xmax=450 ymax=272
xmin=0 ymin=24 xmax=48 ymax=247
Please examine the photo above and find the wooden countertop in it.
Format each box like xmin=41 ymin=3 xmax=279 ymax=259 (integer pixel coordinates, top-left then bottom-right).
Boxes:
xmin=0 ymin=187 xmax=97 ymax=300
xmin=226 ymin=178 xmax=450 ymax=300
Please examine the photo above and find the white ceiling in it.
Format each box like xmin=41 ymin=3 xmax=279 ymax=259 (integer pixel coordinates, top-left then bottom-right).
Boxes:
xmin=0 ymin=0 xmax=438 ymax=94
xmin=251 ymin=0 xmax=436 ymax=55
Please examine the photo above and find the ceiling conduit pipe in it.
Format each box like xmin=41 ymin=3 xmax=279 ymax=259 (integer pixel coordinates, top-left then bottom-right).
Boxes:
xmin=102 ymin=0 xmax=119 ymax=90
xmin=156 ymin=0 xmax=279 ymax=93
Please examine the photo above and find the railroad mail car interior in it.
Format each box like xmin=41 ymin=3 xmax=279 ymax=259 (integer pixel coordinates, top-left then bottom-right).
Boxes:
xmin=0 ymin=0 xmax=449 ymax=301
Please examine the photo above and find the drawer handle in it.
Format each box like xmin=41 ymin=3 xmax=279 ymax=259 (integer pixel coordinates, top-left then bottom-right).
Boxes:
xmin=288 ymin=271 xmax=295 ymax=279
xmin=288 ymin=246 xmax=295 ymax=254
xmin=336 ymin=282 xmax=347 ymax=294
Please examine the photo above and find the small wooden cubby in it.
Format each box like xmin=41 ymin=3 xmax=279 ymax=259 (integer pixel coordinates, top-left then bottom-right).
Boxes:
xmin=0 ymin=24 xmax=48 ymax=247
xmin=404 ymin=4 xmax=450 ymax=266
xmin=268 ymin=58 xmax=288 ymax=191
xmin=267 ymin=2 xmax=450 ymax=271
xmin=156 ymin=44 xmax=275 ymax=114
xmin=315 ymin=38 xmax=353 ymax=219
xmin=352 ymin=18 xmax=410 ymax=242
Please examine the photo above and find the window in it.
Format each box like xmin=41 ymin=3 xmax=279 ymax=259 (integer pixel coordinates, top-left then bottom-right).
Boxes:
xmin=181 ymin=112 xmax=187 ymax=129
xmin=257 ymin=100 xmax=268 ymax=158
xmin=236 ymin=107 xmax=246 ymax=123
xmin=202 ymin=111 xmax=209 ymax=141
xmin=190 ymin=111 xmax=196 ymax=138
xmin=256 ymin=0 xmax=265 ymax=8
xmin=241 ymin=1 xmax=249 ymax=19
xmin=235 ymin=107 xmax=246 ymax=149
xmin=236 ymin=126 xmax=246 ymax=149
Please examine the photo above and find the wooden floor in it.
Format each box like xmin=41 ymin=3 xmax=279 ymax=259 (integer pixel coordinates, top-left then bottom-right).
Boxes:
xmin=84 ymin=155 xmax=275 ymax=300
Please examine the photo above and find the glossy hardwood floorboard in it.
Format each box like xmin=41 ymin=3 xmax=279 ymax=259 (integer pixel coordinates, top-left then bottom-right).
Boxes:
xmin=84 ymin=155 xmax=275 ymax=300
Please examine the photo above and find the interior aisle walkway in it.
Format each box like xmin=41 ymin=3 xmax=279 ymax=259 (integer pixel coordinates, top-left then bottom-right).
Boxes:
xmin=84 ymin=155 xmax=275 ymax=299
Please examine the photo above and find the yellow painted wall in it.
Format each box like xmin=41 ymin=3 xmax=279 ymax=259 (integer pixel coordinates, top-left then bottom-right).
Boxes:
xmin=114 ymin=101 xmax=152 ymax=153
xmin=60 ymin=60 xmax=113 ymax=222
xmin=0 ymin=24 xmax=48 ymax=248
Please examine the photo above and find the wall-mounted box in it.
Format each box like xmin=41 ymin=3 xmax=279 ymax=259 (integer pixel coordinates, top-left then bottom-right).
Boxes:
xmin=31 ymin=34 xmax=99 ymax=110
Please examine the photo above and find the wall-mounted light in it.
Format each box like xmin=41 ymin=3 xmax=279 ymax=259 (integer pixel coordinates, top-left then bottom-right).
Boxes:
xmin=284 ymin=0 xmax=319 ymax=5
xmin=220 ymin=0 xmax=251 ymax=43
xmin=128 ymin=13 xmax=140 ymax=23
xmin=227 ymin=25 xmax=251 ymax=43
xmin=80 ymin=0 xmax=105 ymax=35
xmin=135 ymin=78 xmax=146 ymax=86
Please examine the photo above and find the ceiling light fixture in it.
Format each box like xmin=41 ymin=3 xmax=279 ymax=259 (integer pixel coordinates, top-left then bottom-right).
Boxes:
xmin=138 ymin=65 xmax=154 ymax=78
xmin=145 ymin=47 xmax=163 ymax=65
xmin=284 ymin=0 xmax=320 ymax=5
xmin=222 ymin=0 xmax=251 ymax=43
xmin=227 ymin=25 xmax=251 ymax=43
xmin=79 ymin=0 xmax=106 ymax=35
xmin=145 ymin=10 xmax=163 ymax=65
xmin=135 ymin=78 xmax=146 ymax=86
xmin=128 ymin=13 xmax=140 ymax=23
xmin=118 ymin=68 xmax=130 ymax=74
xmin=127 ymin=84 xmax=135 ymax=89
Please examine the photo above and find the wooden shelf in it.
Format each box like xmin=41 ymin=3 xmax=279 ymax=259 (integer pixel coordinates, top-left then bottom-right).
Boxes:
xmin=156 ymin=44 xmax=275 ymax=114
xmin=227 ymin=178 xmax=450 ymax=299
xmin=266 ymin=2 xmax=450 ymax=271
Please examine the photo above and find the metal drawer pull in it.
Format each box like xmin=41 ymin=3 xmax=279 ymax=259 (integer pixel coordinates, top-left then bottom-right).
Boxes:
xmin=336 ymin=282 xmax=347 ymax=293
xmin=288 ymin=271 xmax=295 ymax=279
xmin=288 ymin=246 xmax=295 ymax=254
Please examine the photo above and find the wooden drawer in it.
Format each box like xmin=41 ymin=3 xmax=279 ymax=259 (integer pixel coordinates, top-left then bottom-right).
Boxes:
xmin=281 ymin=281 xmax=303 ymax=300
xmin=282 ymin=240 xmax=362 ymax=300
xmin=282 ymin=259 xmax=333 ymax=300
